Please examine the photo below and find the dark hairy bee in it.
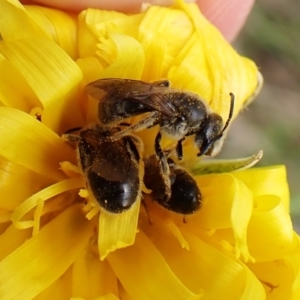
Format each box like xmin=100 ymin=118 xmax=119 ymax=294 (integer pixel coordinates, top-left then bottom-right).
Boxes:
xmin=144 ymin=154 xmax=201 ymax=215
xmin=85 ymin=78 xmax=235 ymax=161
xmin=65 ymin=125 xmax=143 ymax=213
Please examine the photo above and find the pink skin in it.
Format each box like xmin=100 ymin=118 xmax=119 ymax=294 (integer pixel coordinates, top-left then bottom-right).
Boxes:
xmin=20 ymin=0 xmax=254 ymax=41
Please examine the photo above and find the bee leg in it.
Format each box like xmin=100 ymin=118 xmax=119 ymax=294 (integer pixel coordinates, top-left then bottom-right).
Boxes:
xmin=64 ymin=127 xmax=83 ymax=134
xmin=154 ymin=132 xmax=171 ymax=199
xmin=141 ymin=199 xmax=153 ymax=225
xmin=119 ymin=122 xmax=131 ymax=127
xmin=62 ymin=133 xmax=81 ymax=143
xmin=155 ymin=132 xmax=167 ymax=173
xmin=108 ymin=111 xmax=160 ymax=142
xmin=62 ymin=127 xmax=85 ymax=143
xmin=175 ymin=138 xmax=185 ymax=160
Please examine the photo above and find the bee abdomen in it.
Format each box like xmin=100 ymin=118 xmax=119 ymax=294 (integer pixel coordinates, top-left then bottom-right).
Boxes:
xmin=87 ymin=171 xmax=140 ymax=213
xmin=165 ymin=169 xmax=201 ymax=214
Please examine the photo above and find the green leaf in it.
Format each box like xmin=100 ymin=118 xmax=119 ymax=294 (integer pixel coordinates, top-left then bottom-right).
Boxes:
xmin=191 ymin=150 xmax=263 ymax=175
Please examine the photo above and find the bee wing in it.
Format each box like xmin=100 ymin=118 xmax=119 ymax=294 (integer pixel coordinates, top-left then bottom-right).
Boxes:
xmin=85 ymin=78 xmax=177 ymax=117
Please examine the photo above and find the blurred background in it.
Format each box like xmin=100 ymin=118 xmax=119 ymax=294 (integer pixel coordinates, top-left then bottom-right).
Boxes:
xmin=219 ymin=0 xmax=300 ymax=230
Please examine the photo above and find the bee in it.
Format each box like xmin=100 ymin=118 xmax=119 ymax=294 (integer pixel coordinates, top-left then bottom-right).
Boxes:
xmin=65 ymin=125 xmax=143 ymax=213
xmin=144 ymin=154 xmax=201 ymax=215
xmin=85 ymin=78 xmax=235 ymax=161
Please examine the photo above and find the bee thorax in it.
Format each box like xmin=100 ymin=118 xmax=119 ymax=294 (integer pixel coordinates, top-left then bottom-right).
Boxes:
xmin=160 ymin=117 xmax=188 ymax=139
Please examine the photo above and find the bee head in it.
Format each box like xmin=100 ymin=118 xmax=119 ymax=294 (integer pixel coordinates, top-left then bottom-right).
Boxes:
xmin=195 ymin=93 xmax=235 ymax=157
xmin=195 ymin=114 xmax=224 ymax=156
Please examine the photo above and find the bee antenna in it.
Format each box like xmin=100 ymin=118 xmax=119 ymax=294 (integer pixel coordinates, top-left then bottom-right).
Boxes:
xmin=220 ymin=92 xmax=235 ymax=135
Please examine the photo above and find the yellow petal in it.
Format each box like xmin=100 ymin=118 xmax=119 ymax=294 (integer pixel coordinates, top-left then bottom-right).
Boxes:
xmin=167 ymin=32 xmax=212 ymax=99
xmin=247 ymin=195 xmax=298 ymax=261
xmin=0 ymin=0 xmax=46 ymax=39
xmin=96 ymin=32 xmax=144 ymax=79
xmin=233 ymin=165 xmax=290 ymax=212
xmin=71 ymin=295 xmax=120 ymax=300
xmin=0 ymin=53 xmax=41 ymax=112
xmin=77 ymin=8 xmax=127 ymax=58
xmin=98 ymin=199 xmax=141 ymax=260
xmin=11 ymin=177 xmax=84 ymax=230
xmin=140 ymin=212 xmax=264 ymax=299
xmin=0 ymin=39 xmax=81 ymax=106
xmin=193 ymin=174 xmax=248 ymax=227
xmin=247 ymin=255 xmax=300 ymax=299
xmin=0 ymin=210 xmax=11 ymax=224
xmin=171 ymin=0 xmax=259 ymax=120
xmin=182 ymin=174 xmax=253 ymax=261
xmin=34 ymin=267 xmax=72 ymax=300
xmin=231 ymin=181 xmax=253 ymax=261
xmin=139 ymin=5 xmax=193 ymax=57
xmin=138 ymin=5 xmax=193 ymax=79
xmin=0 ymin=225 xmax=31 ymax=261
xmin=288 ymin=246 xmax=300 ymax=299
xmin=0 ymin=204 xmax=92 ymax=300
xmin=107 ymin=231 xmax=202 ymax=300
xmin=0 ymin=155 xmax=53 ymax=210
xmin=118 ymin=284 xmax=134 ymax=300
xmin=166 ymin=220 xmax=190 ymax=250
xmin=76 ymin=57 xmax=104 ymax=123
xmin=0 ymin=38 xmax=83 ymax=133
xmin=76 ymin=56 xmax=104 ymax=86
xmin=140 ymin=34 xmax=166 ymax=81
xmin=0 ymin=0 xmax=77 ymax=58
xmin=0 ymin=107 xmax=75 ymax=181
xmin=96 ymin=295 xmax=120 ymax=300
xmin=25 ymin=5 xmax=78 ymax=59
xmin=242 ymin=264 xmax=267 ymax=300
xmin=72 ymin=247 xmax=118 ymax=298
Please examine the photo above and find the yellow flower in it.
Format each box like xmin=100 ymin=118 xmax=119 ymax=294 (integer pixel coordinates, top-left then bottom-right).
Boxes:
xmin=0 ymin=0 xmax=299 ymax=300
